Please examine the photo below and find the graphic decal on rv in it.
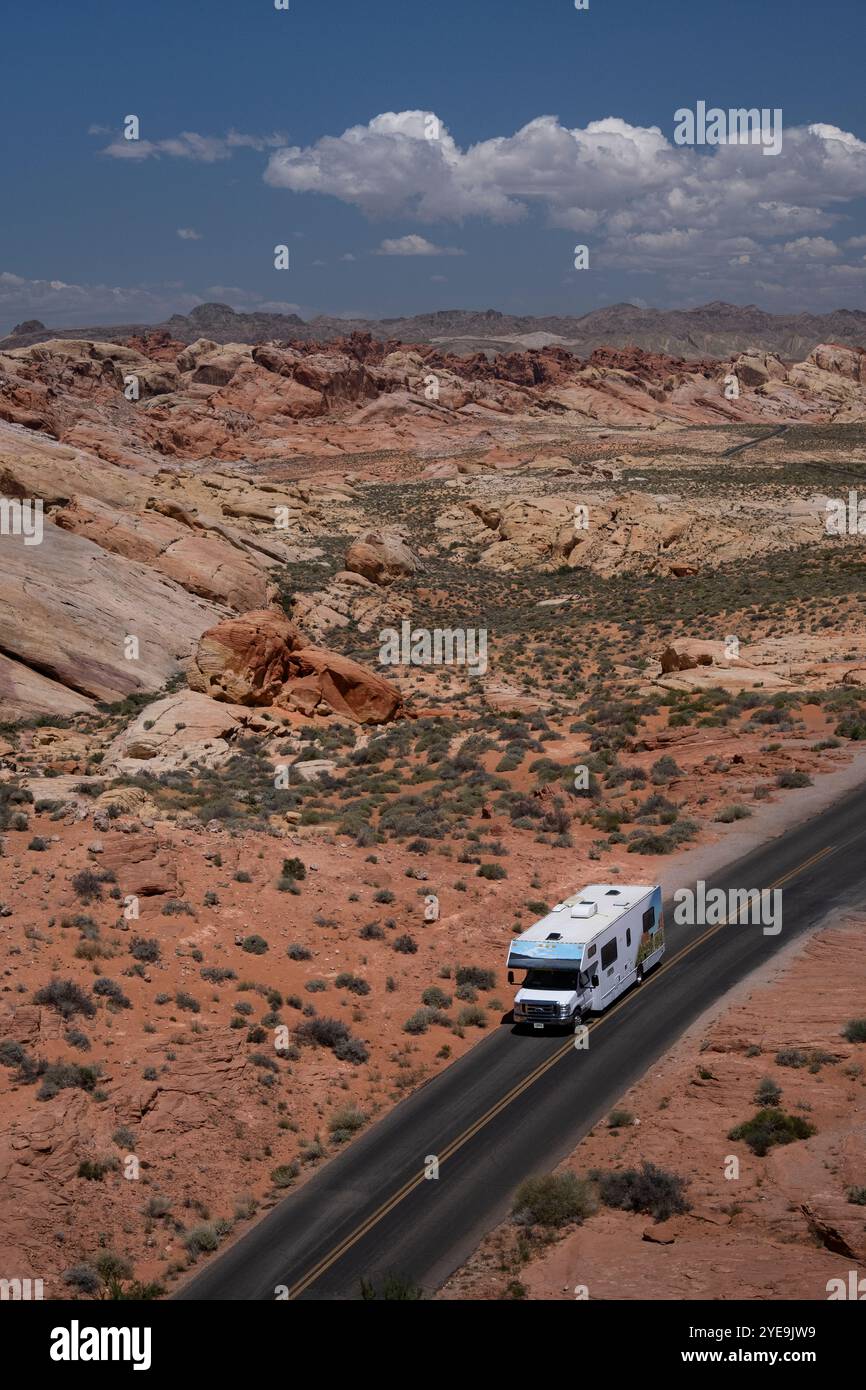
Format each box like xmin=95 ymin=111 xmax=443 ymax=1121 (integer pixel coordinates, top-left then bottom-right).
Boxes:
xmin=636 ymin=887 xmax=664 ymax=967
xmin=507 ymin=939 xmax=585 ymax=971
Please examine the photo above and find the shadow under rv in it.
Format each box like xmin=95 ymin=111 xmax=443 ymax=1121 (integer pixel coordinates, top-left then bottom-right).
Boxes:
xmin=507 ymin=883 xmax=665 ymax=1032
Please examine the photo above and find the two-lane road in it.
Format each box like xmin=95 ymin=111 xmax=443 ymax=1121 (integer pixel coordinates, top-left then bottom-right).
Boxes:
xmin=178 ymin=780 xmax=866 ymax=1300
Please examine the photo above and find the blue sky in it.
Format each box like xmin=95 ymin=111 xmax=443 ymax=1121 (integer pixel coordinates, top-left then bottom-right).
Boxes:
xmin=1 ymin=0 xmax=865 ymax=331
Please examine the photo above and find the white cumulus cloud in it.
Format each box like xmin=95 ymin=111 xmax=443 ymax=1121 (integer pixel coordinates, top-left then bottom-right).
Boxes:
xmin=375 ymin=234 xmax=465 ymax=256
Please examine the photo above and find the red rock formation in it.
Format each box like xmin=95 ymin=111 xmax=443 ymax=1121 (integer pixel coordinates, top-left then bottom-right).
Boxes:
xmin=187 ymin=608 xmax=405 ymax=724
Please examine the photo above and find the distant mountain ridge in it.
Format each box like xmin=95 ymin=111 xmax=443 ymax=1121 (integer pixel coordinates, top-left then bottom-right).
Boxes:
xmin=3 ymin=300 xmax=866 ymax=359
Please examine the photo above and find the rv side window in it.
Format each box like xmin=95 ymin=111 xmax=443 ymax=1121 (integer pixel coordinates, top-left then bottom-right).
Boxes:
xmin=626 ymin=928 xmax=631 ymax=948
xmin=642 ymin=907 xmax=655 ymax=933
xmin=586 ymin=944 xmax=596 ymax=960
xmin=600 ymin=938 xmax=617 ymax=971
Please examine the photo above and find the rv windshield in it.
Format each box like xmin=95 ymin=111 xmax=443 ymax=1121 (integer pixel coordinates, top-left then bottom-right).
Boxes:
xmin=523 ymin=969 xmax=578 ymax=990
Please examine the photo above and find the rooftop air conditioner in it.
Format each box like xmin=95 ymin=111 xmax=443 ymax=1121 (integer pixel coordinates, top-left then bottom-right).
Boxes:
xmin=571 ymin=901 xmax=597 ymax=919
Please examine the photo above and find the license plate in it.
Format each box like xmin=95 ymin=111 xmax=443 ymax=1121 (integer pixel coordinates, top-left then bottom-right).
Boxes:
xmin=533 ymin=1022 xmax=544 ymax=1030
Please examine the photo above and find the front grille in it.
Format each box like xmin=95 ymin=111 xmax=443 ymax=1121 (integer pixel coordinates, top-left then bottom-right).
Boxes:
xmin=524 ymin=1001 xmax=560 ymax=1020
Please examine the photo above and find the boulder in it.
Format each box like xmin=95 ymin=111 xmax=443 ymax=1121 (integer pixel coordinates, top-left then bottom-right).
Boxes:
xmin=187 ymin=608 xmax=405 ymax=724
xmin=659 ymin=646 xmax=713 ymax=674
xmin=732 ymin=351 xmax=787 ymax=388
xmin=344 ymin=529 xmax=418 ymax=585
xmin=808 ymin=343 xmax=866 ymax=385
xmin=104 ymin=690 xmax=253 ymax=774
xmin=275 ymin=647 xmax=405 ymax=724
xmin=187 ymin=609 xmax=305 ymax=705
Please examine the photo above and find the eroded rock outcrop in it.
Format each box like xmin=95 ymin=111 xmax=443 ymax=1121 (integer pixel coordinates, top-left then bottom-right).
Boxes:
xmin=187 ymin=608 xmax=405 ymax=724
xmin=344 ymin=529 xmax=418 ymax=585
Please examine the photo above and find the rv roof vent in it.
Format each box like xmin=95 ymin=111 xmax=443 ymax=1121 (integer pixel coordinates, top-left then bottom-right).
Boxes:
xmin=546 ymin=932 xmax=562 ymax=941
xmin=571 ymin=901 xmax=597 ymax=919
xmin=605 ymin=889 xmax=620 ymax=896
xmin=551 ymin=902 xmax=567 ymax=912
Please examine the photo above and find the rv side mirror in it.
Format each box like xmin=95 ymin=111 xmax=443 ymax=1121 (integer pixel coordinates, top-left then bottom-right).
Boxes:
xmin=507 ymin=971 xmax=514 ymax=985
xmin=591 ymin=975 xmax=599 ymax=989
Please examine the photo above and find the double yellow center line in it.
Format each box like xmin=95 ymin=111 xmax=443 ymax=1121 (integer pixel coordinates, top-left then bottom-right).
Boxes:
xmin=285 ymin=842 xmax=835 ymax=1298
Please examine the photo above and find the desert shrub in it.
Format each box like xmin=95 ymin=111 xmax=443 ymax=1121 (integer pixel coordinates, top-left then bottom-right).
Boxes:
xmin=175 ymin=991 xmax=200 ymax=1013
xmin=477 ymin=863 xmax=506 ymax=880
xmin=359 ymin=922 xmax=384 ymax=940
xmin=113 ymin=1126 xmax=136 ymax=1148
xmin=843 ymin=1018 xmax=866 ymax=1043
xmin=93 ymin=977 xmax=131 ymax=1009
xmin=28 ymin=836 xmax=49 ymax=851
xmin=294 ymin=1016 xmax=368 ymax=1064
xmin=250 ymin=1053 xmax=279 ymax=1073
xmin=286 ymin=943 xmax=312 ymax=961
xmin=847 ymin=1186 xmax=866 ymax=1205
xmin=754 ymin=1077 xmax=782 ymax=1106
xmin=404 ymin=1008 xmax=435 ymax=1034
xmin=305 ymin=978 xmax=327 ymax=993
xmin=242 ymin=935 xmax=268 ymax=955
xmin=328 ymin=1106 xmax=366 ymax=1143
xmin=74 ymin=939 xmax=113 ymax=962
xmin=271 ymin=1162 xmax=299 ymax=1189
xmin=775 ymin=1048 xmax=807 ymax=1068
xmin=145 ymin=1195 xmax=173 ymax=1218
xmin=594 ymin=1161 xmax=690 ymax=1222
xmin=64 ymin=1262 xmax=100 ymax=1295
xmin=33 ymin=978 xmax=95 ymax=1020
xmin=374 ymin=888 xmax=395 ymax=904
xmin=650 ymin=755 xmax=682 ymax=784
xmin=37 ymin=1061 xmax=101 ymax=1101
xmin=835 ymin=715 xmax=866 ymax=740
xmin=183 ymin=1224 xmax=221 ymax=1257
xmin=71 ymin=869 xmax=102 ymax=904
xmin=607 ymin=1109 xmax=633 ymax=1129
xmin=335 ymin=972 xmax=370 ymax=996
xmin=456 ymin=965 xmax=496 ymax=991
xmin=422 ymin=986 xmax=452 ymax=1009
xmin=393 ymin=934 xmax=417 ymax=954
xmin=78 ymin=1158 xmax=116 ymax=1181
xmin=234 ymin=870 xmax=252 ymax=883
xmin=0 ymin=1040 xmax=28 ymax=1068
xmin=512 ymin=1172 xmax=596 ymax=1227
xmin=728 ymin=1107 xmax=816 ymax=1156
xmin=129 ymin=936 xmax=160 ymax=963
xmin=457 ymin=1005 xmax=487 ymax=1028
xmin=161 ymin=899 xmax=194 ymax=917
xmin=200 ymin=966 xmax=236 ymax=984
xmin=714 ymin=804 xmax=751 ymax=823
xmin=776 ymin=769 xmax=812 ymax=789
xmin=335 ymin=1035 xmax=369 ymax=1064
xmin=281 ymin=857 xmax=306 ymax=881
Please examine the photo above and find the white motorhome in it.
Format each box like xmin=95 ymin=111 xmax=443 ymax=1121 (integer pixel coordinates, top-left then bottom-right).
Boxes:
xmin=507 ymin=883 xmax=664 ymax=1030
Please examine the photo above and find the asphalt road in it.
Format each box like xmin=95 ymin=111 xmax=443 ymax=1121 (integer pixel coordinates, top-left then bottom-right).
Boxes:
xmin=722 ymin=423 xmax=789 ymax=457
xmin=178 ymin=779 xmax=866 ymax=1301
